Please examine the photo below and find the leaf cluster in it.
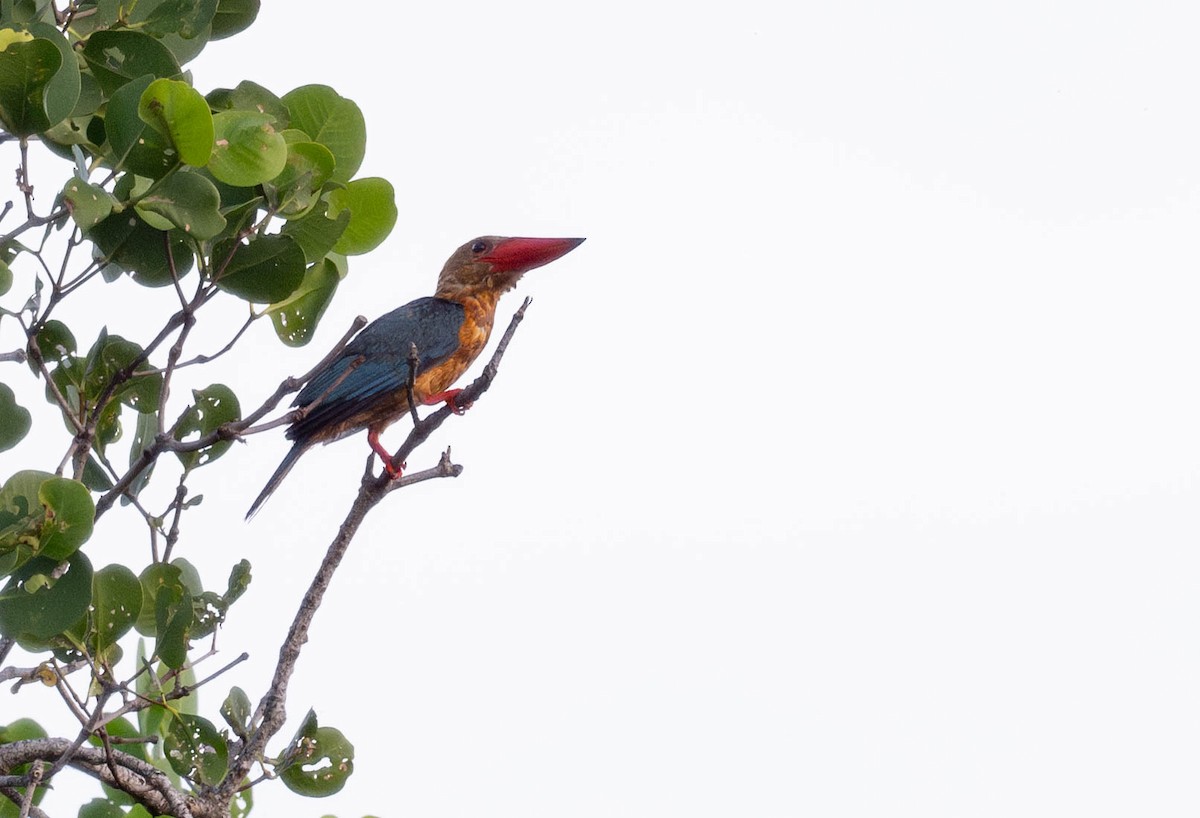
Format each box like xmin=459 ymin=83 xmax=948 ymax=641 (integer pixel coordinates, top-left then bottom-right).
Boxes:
xmin=0 ymin=1 xmax=393 ymax=814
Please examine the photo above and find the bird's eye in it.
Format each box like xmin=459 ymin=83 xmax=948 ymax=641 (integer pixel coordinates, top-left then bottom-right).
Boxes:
xmin=470 ymin=240 xmax=488 ymax=254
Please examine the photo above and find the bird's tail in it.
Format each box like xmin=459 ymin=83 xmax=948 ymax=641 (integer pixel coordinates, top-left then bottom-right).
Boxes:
xmin=246 ymin=441 xmax=311 ymax=520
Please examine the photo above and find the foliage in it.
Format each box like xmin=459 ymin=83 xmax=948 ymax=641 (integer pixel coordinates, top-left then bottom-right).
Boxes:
xmin=0 ymin=1 xmax=396 ymax=815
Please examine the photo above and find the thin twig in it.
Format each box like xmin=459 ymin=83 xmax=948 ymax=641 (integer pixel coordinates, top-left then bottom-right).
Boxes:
xmin=17 ymin=760 xmax=40 ymax=818
xmin=161 ymin=475 xmax=188 ymax=563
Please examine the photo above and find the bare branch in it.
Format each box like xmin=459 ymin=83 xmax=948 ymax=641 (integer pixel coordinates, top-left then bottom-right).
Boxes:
xmin=0 ymin=739 xmax=203 ymax=818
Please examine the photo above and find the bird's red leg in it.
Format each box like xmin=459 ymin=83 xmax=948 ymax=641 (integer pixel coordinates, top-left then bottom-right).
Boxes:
xmin=367 ymin=429 xmax=404 ymax=479
xmin=423 ymin=388 xmax=473 ymax=415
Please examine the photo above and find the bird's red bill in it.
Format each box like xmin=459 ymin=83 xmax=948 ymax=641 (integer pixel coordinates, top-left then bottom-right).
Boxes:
xmin=480 ymin=236 xmax=585 ymax=273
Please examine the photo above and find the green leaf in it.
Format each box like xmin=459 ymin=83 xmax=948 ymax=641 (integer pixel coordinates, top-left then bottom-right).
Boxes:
xmin=82 ymin=331 xmax=163 ymax=413
xmin=220 ymin=685 xmax=252 ymax=739
xmin=77 ymin=798 xmax=126 ymax=818
xmin=266 ymin=257 xmax=340 ymax=347
xmin=206 ymin=79 xmax=287 ymax=125
xmin=225 ymin=558 xmax=250 ymax=604
xmin=26 ymin=22 xmax=80 ymax=127
xmin=0 ymin=382 xmax=30 ymax=452
xmin=72 ymin=69 xmax=102 ymax=117
xmin=280 ymin=202 xmax=349 ymax=263
xmin=206 ymin=171 xmax=262 ymax=217
xmin=123 ymin=409 xmax=157 ymax=502
xmin=281 ymin=85 xmax=365 ymax=183
xmin=0 ymin=551 xmax=93 ymax=643
xmin=0 ymin=470 xmax=48 ymax=575
xmin=163 ymin=712 xmax=228 ymax=785
xmin=328 ymin=177 xmax=397 ymax=255
xmin=190 ymin=589 xmax=223 ymax=637
xmin=104 ymin=74 xmax=176 ymax=178
xmin=88 ymin=210 xmax=195 ymax=286
xmin=37 ymin=476 xmax=94 ymax=560
xmin=0 ymin=32 xmax=62 ymax=136
xmin=61 ymin=177 xmax=116 ymax=229
xmin=140 ymin=0 xmax=219 ymax=39
xmin=0 ymin=717 xmax=46 ymax=743
xmin=135 ymin=171 xmax=227 ymax=239
xmin=208 ymin=109 xmax=287 ymax=186
xmin=171 ymin=556 xmax=204 ymax=597
xmin=210 ymin=0 xmax=260 ymax=40
xmin=138 ymin=78 xmax=214 ymax=166
xmin=88 ymin=716 xmax=149 ymax=763
xmin=173 ymin=383 xmax=241 ymax=469
xmin=0 ymin=257 xmax=10 ymax=295
xmin=265 ymin=140 xmax=335 ymax=219
xmin=135 ymin=562 xmax=184 ymax=635
xmin=81 ymin=454 xmax=115 ymax=492
xmin=279 ymin=713 xmax=355 ymax=798
xmin=81 ymin=30 xmax=181 ymax=97
xmin=153 ymin=581 xmax=192 ymax=669
xmin=90 ymin=563 xmax=141 ymax=651
xmin=213 ymin=233 xmax=305 ymax=302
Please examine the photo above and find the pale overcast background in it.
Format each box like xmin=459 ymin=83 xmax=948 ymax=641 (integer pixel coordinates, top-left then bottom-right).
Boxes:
xmin=4 ymin=1 xmax=1200 ymax=816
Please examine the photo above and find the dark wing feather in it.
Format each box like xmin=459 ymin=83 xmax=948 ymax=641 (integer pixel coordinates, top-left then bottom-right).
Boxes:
xmin=287 ymin=297 xmax=465 ymax=443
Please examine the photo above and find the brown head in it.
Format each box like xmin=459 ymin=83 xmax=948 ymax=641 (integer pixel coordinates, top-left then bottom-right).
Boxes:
xmin=435 ymin=236 xmax=585 ymax=299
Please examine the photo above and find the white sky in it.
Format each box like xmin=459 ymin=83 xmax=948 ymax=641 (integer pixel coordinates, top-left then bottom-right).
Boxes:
xmin=4 ymin=1 xmax=1200 ymax=815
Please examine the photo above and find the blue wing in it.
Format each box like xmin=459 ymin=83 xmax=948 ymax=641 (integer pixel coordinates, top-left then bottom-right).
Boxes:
xmin=287 ymin=297 xmax=465 ymax=443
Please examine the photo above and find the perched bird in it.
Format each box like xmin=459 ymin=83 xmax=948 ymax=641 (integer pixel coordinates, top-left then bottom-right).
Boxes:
xmin=246 ymin=235 xmax=585 ymax=518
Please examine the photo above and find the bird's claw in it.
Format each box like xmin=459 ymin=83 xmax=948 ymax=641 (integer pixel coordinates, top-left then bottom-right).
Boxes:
xmin=384 ymin=458 xmax=406 ymax=480
xmin=424 ymin=388 xmax=472 ymax=415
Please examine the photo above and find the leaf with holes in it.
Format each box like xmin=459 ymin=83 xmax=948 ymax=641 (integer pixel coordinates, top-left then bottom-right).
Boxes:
xmin=89 ymin=564 xmax=142 ymax=651
xmin=220 ymin=686 xmax=252 ymax=740
xmin=266 ymin=257 xmax=340 ymax=346
xmin=80 ymin=30 xmax=181 ymax=97
xmin=172 ymin=383 xmax=241 ymax=470
xmin=279 ymin=709 xmax=355 ymax=797
xmin=0 ymin=552 xmax=93 ymax=645
xmin=163 ymin=712 xmax=228 ymax=785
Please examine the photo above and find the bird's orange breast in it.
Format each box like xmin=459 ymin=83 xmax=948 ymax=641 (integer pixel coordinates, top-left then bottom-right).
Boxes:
xmin=412 ymin=292 xmax=497 ymax=399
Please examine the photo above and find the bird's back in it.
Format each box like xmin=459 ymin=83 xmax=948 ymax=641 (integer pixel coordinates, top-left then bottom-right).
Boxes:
xmin=287 ymin=297 xmax=466 ymax=444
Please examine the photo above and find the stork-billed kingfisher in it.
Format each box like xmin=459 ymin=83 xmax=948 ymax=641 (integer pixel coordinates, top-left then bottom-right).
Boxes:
xmin=246 ymin=235 xmax=585 ymax=518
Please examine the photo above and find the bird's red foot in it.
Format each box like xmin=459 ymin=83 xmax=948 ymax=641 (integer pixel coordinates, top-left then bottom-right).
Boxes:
xmin=423 ymin=388 xmax=473 ymax=415
xmin=367 ymin=429 xmax=406 ymax=480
